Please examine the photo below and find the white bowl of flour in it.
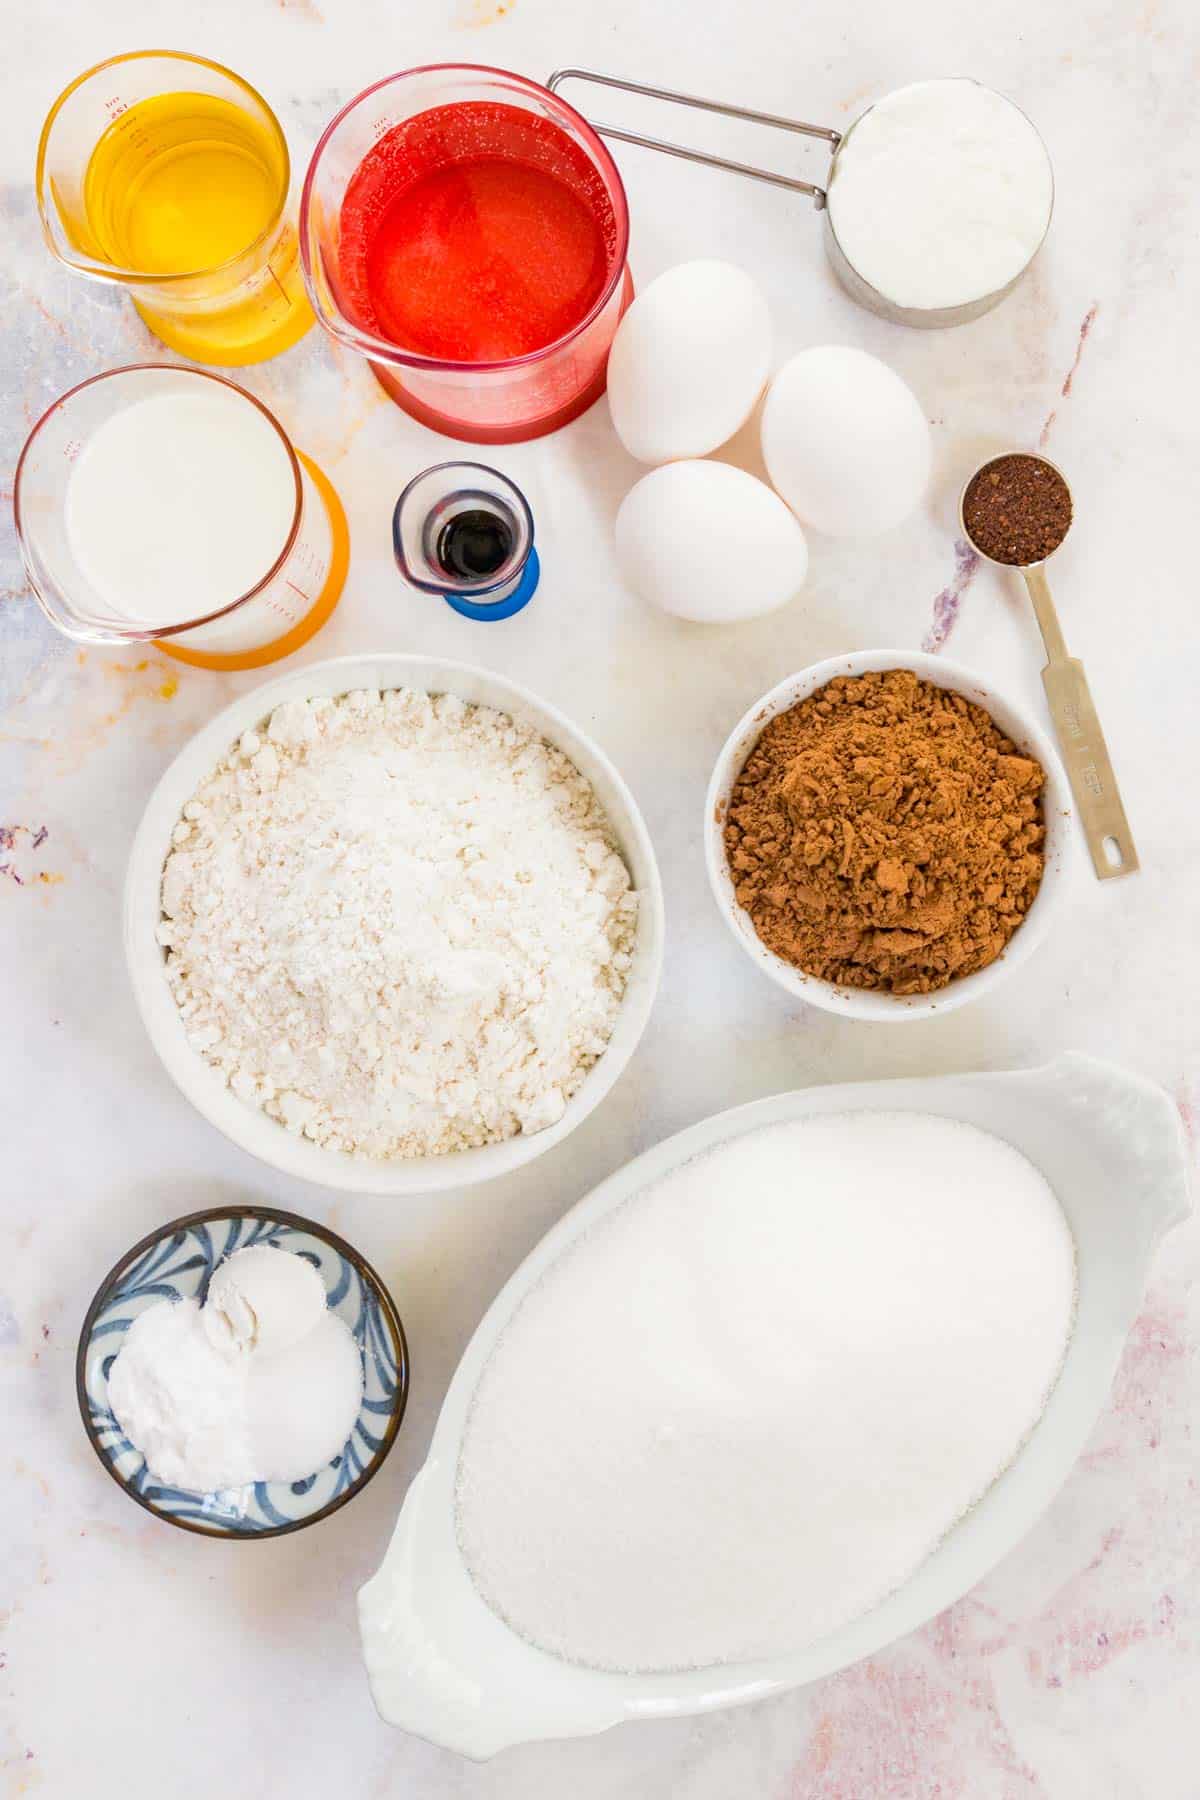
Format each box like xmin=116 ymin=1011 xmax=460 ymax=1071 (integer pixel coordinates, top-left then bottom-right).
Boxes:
xmin=126 ymin=655 xmax=664 ymax=1194
xmin=357 ymin=1055 xmax=1189 ymax=1756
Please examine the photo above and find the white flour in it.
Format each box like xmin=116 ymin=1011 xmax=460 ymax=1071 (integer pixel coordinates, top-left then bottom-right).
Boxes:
xmin=159 ymin=690 xmax=638 ymax=1158
xmin=456 ymin=1112 xmax=1076 ymax=1672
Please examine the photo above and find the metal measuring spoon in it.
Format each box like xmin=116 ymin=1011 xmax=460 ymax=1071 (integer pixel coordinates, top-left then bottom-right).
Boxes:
xmin=960 ymin=453 xmax=1138 ymax=879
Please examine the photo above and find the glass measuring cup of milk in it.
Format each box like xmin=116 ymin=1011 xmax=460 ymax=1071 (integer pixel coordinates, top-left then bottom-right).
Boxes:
xmin=300 ymin=65 xmax=633 ymax=443
xmin=14 ymin=365 xmax=349 ymax=671
xmin=37 ymin=51 xmax=314 ymax=365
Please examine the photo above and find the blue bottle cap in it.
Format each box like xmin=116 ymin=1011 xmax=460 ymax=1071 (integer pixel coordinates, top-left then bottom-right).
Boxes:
xmin=441 ymin=547 xmax=540 ymax=621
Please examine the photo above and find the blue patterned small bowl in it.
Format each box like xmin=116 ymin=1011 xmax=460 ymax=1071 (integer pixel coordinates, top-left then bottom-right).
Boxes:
xmin=76 ymin=1206 xmax=409 ymax=1538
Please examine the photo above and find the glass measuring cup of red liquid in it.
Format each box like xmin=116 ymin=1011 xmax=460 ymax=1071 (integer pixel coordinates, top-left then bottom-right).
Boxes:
xmin=300 ymin=66 xmax=632 ymax=443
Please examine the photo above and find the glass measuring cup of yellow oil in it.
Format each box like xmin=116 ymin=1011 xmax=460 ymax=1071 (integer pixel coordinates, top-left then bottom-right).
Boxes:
xmin=37 ymin=51 xmax=313 ymax=365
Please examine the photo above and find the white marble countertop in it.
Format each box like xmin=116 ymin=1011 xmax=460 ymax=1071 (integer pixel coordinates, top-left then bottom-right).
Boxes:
xmin=4 ymin=1 xmax=1198 ymax=1794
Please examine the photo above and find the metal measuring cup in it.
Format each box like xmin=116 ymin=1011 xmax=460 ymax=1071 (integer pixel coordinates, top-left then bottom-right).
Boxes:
xmin=547 ymin=70 xmax=1053 ymax=329
xmin=959 ymin=453 xmax=1138 ymax=880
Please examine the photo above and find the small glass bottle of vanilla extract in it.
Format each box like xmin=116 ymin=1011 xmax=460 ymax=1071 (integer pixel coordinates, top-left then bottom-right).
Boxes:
xmin=393 ymin=464 xmax=539 ymax=621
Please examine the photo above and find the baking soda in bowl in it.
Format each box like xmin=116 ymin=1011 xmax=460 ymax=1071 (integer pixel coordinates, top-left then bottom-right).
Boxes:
xmin=456 ymin=1111 xmax=1075 ymax=1672
xmin=827 ymin=79 xmax=1053 ymax=311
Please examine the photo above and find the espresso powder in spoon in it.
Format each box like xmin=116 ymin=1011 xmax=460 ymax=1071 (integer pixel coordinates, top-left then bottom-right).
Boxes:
xmin=962 ymin=453 xmax=1072 ymax=565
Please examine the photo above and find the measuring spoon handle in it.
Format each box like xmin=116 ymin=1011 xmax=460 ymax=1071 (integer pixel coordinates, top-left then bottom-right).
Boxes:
xmin=1040 ymin=657 xmax=1139 ymax=879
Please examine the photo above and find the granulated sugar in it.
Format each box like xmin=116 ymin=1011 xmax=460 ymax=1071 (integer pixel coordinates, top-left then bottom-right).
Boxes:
xmin=456 ymin=1111 xmax=1075 ymax=1672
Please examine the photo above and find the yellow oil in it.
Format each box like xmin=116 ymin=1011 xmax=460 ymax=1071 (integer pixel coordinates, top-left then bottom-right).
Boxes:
xmin=79 ymin=91 xmax=312 ymax=365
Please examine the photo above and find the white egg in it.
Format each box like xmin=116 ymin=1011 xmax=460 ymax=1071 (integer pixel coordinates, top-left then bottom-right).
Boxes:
xmin=607 ymin=261 xmax=772 ymax=465
xmin=761 ymin=346 xmax=931 ymax=537
xmin=615 ymin=461 xmax=808 ymax=624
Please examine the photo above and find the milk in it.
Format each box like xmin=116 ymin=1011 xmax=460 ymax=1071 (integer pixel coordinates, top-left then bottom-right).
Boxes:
xmin=66 ymin=387 xmax=300 ymax=632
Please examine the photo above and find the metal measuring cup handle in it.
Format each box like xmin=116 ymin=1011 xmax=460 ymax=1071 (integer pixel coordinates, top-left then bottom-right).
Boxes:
xmin=547 ymin=68 xmax=841 ymax=206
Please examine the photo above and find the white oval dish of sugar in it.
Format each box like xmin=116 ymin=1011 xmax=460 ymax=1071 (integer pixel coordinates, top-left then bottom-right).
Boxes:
xmin=65 ymin=388 xmax=296 ymax=625
xmin=456 ymin=1111 xmax=1075 ymax=1673
xmin=827 ymin=79 xmax=1053 ymax=311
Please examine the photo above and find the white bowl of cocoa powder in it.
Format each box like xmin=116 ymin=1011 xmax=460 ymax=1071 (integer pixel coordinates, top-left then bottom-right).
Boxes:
xmin=706 ymin=650 xmax=1074 ymax=1019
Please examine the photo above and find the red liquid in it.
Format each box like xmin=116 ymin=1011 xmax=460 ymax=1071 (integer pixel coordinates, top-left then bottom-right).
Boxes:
xmin=337 ymin=101 xmax=618 ymax=362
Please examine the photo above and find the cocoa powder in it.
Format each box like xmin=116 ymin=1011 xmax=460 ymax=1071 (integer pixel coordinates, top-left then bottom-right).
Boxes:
xmin=723 ymin=670 xmax=1046 ymax=995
